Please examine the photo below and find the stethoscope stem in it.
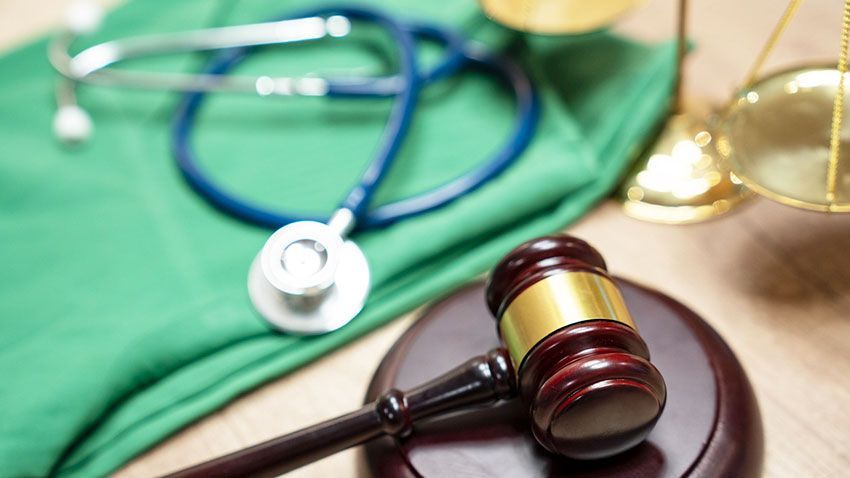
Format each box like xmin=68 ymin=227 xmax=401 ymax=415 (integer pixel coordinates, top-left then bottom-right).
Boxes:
xmin=327 ymin=208 xmax=357 ymax=239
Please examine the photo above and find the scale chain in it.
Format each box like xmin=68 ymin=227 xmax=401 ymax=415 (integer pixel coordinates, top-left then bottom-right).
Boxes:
xmin=826 ymin=0 xmax=850 ymax=206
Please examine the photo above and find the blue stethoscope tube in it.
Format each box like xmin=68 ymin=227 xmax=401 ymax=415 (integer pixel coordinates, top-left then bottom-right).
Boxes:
xmin=171 ymin=6 xmax=539 ymax=230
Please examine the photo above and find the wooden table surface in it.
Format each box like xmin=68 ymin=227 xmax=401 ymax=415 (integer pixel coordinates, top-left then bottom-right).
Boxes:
xmin=3 ymin=1 xmax=849 ymax=476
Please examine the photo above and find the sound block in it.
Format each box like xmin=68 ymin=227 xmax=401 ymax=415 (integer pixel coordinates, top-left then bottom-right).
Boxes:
xmin=364 ymin=279 xmax=763 ymax=477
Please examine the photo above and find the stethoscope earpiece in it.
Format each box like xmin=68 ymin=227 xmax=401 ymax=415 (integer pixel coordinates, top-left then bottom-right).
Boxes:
xmin=324 ymin=15 xmax=352 ymax=38
xmin=53 ymin=103 xmax=93 ymax=144
xmin=53 ymin=1 xmax=101 ymax=146
xmin=64 ymin=1 xmax=104 ymax=36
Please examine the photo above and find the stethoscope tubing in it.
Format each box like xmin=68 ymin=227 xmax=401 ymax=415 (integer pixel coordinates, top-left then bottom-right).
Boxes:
xmin=171 ymin=6 xmax=539 ymax=230
xmin=172 ymin=6 xmax=420 ymax=229
xmin=363 ymin=45 xmax=539 ymax=227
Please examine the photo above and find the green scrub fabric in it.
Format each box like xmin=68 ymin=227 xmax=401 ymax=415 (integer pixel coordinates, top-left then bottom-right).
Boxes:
xmin=0 ymin=0 xmax=677 ymax=476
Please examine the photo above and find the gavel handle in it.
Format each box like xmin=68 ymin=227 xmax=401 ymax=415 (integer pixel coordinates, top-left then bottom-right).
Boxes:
xmin=164 ymin=348 xmax=515 ymax=478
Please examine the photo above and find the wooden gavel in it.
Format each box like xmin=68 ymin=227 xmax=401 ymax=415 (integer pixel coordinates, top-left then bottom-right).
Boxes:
xmin=167 ymin=235 xmax=667 ymax=478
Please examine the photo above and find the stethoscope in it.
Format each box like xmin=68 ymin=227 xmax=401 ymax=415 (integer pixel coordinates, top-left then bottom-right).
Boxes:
xmin=49 ymin=4 xmax=539 ymax=335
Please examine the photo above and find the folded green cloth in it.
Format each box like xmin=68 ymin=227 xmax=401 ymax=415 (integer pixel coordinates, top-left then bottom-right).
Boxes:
xmin=0 ymin=0 xmax=675 ymax=475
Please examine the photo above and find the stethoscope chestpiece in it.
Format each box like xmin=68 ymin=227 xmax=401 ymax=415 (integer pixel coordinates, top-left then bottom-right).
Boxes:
xmin=247 ymin=217 xmax=369 ymax=334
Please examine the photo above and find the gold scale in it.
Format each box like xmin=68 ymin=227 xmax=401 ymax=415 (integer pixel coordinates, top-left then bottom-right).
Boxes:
xmin=479 ymin=0 xmax=850 ymax=222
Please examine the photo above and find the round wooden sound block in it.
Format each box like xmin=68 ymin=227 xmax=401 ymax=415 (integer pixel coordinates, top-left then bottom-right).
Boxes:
xmin=364 ymin=279 xmax=763 ymax=477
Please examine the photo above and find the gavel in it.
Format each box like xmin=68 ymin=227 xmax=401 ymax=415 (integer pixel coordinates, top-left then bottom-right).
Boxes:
xmin=167 ymin=235 xmax=667 ymax=478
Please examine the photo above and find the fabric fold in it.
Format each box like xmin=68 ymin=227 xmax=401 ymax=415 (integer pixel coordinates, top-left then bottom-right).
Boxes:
xmin=0 ymin=0 xmax=676 ymax=475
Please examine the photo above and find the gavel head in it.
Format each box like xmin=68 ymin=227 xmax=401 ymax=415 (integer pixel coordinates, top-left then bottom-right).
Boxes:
xmin=486 ymin=235 xmax=666 ymax=460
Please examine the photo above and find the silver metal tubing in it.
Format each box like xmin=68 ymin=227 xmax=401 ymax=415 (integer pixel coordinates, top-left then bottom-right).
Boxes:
xmin=49 ymin=16 xmax=350 ymax=97
xmin=327 ymin=208 xmax=357 ymax=238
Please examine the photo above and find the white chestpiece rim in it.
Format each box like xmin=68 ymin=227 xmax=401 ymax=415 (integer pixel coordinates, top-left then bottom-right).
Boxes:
xmin=248 ymin=220 xmax=370 ymax=334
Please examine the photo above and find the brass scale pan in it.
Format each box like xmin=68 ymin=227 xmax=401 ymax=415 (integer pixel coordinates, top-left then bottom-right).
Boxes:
xmin=720 ymin=67 xmax=850 ymax=212
xmin=480 ymin=0 xmax=850 ymax=213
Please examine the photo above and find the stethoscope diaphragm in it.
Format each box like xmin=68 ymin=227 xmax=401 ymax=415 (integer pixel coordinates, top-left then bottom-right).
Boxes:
xmin=247 ymin=219 xmax=370 ymax=334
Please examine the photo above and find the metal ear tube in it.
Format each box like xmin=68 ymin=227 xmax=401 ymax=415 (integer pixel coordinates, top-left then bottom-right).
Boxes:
xmin=48 ymin=2 xmax=350 ymax=145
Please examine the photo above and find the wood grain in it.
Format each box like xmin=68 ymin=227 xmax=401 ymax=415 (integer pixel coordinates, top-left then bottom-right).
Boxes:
xmin=363 ymin=280 xmax=762 ymax=478
xmin=2 ymin=1 xmax=848 ymax=476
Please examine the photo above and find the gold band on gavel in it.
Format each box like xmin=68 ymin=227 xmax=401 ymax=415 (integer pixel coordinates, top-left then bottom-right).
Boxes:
xmin=498 ymin=272 xmax=636 ymax=368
